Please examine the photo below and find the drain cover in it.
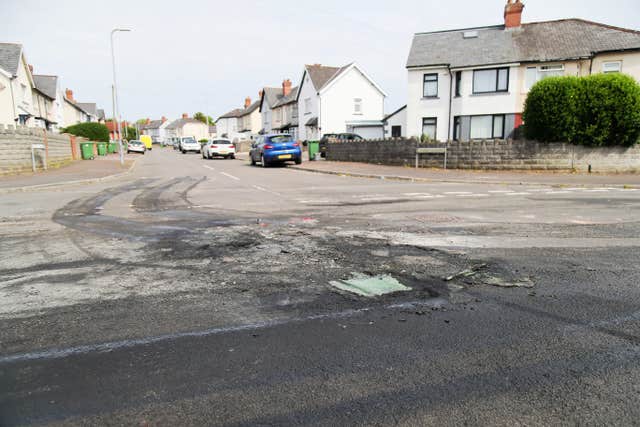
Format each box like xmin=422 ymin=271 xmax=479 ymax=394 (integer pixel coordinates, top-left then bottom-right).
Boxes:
xmin=330 ymin=274 xmax=411 ymax=297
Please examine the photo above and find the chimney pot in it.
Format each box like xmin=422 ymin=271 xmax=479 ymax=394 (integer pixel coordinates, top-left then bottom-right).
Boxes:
xmin=146 ymin=118 xmax=151 ymax=124
xmin=28 ymin=64 xmax=33 ymax=73
xmin=245 ymin=97 xmax=252 ymax=108
xmin=161 ymin=116 xmax=167 ymax=123
xmin=259 ymin=89 xmax=264 ymax=98
xmin=504 ymin=0 xmax=525 ymax=28
xmin=65 ymin=89 xmax=74 ymax=102
xmin=182 ymin=113 xmax=188 ymax=119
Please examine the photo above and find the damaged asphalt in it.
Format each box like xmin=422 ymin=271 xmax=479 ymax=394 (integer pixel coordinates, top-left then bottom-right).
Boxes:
xmin=1 ymin=149 xmax=640 ymax=425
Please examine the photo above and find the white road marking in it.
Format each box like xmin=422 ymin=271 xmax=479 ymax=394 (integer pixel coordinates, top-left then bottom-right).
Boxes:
xmin=506 ymin=192 xmax=531 ymax=196
xmin=545 ymin=191 xmax=571 ymax=194
xmin=203 ymin=165 xmax=215 ymax=171
xmin=488 ymin=190 xmax=514 ymax=193
xmin=456 ymin=193 xmax=489 ymax=197
xmin=252 ymin=185 xmax=282 ymax=196
xmin=403 ymin=193 xmax=432 ymax=197
xmin=220 ymin=172 xmax=240 ymax=181
xmin=444 ymin=191 xmax=473 ymax=195
xmin=582 ymin=189 xmax=610 ymax=192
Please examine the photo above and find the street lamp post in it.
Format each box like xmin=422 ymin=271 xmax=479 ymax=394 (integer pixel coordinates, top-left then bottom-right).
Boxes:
xmin=110 ymin=28 xmax=131 ymax=166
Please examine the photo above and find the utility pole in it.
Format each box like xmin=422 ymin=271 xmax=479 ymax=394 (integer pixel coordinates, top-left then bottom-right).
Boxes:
xmin=110 ymin=28 xmax=131 ymax=166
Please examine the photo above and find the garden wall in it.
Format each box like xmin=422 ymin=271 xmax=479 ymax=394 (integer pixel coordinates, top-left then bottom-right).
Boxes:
xmin=326 ymin=138 xmax=640 ymax=173
xmin=0 ymin=125 xmax=75 ymax=175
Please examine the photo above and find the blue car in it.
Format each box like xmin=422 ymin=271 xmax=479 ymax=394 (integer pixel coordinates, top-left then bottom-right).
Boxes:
xmin=250 ymin=134 xmax=302 ymax=167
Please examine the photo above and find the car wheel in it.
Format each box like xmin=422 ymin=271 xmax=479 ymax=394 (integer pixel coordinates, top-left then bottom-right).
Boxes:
xmin=182 ymin=150 xmax=186 ymax=154
xmin=295 ymin=157 xmax=302 ymax=165
xmin=250 ymin=155 xmax=256 ymax=166
xmin=142 ymin=151 xmax=145 ymax=155
xmin=261 ymin=154 xmax=268 ymax=168
xmin=230 ymin=154 xmax=235 ymax=160
xmin=127 ymin=150 xmax=130 ymax=154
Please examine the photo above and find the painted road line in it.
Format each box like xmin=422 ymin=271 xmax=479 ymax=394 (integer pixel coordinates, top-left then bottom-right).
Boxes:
xmin=220 ymin=172 xmax=240 ymax=181
xmin=444 ymin=191 xmax=473 ymax=195
xmin=545 ymin=191 xmax=572 ymax=194
xmin=252 ymin=185 xmax=282 ymax=196
xmin=203 ymin=165 xmax=215 ymax=171
xmin=403 ymin=193 xmax=432 ymax=196
xmin=456 ymin=193 xmax=489 ymax=197
xmin=488 ymin=190 xmax=514 ymax=193
xmin=506 ymin=192 xmax=531 ymax=196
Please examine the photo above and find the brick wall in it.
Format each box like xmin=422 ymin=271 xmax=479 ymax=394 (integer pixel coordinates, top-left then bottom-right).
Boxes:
xmin=326 ymin=138 xmax=640 ymax=173
xmin=0 ymin=124 xmax=75 ymax=176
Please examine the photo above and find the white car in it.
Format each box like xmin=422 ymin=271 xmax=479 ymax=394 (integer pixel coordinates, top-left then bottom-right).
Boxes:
xmin=202 ymin=139 xmax=236 ymax=159
xmin=180 ymin=137 xmax=201 ymax=154
xmin=126 ymin=140 xmax=146 ymax=154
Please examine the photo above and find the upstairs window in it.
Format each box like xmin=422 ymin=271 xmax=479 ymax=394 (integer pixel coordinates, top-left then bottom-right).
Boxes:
xmin=304 ymin=98 xmax=311 ymax=114
xmin=473 ymin=68 xmax=509 ymax=94
xmin=354 ymin=98 xmax=362 ymax=114
xmin=603 ymin=61 xmax=622 ymax=73
xmin=525 ymin=64 xmax=564 ymax=89
xmin=423 ymin=73 xmax=438 ymax=98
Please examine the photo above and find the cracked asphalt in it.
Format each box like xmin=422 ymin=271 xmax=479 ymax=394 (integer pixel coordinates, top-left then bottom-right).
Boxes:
xmin=1 ymin=149 xmax=640 ymax=426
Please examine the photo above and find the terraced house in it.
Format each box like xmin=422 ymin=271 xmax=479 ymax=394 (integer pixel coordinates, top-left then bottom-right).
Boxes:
xmin=259 ymin=80 xmax=299 ymax=138
xmin=406 ymin=0 xmax=640 ymax=142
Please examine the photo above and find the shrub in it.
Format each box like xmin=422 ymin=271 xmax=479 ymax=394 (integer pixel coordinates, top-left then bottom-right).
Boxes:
xmin=523 ymin=73 xmax=640 ymax=146
xmin=62 ymin=122 xmax=110 ymax=142
xmin=198 ymin=139 xmax=208 ymax=143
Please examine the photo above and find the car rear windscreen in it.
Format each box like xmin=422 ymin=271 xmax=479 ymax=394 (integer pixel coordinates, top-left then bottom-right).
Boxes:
xmin=269 ymin=136 xmax=294 ymax=143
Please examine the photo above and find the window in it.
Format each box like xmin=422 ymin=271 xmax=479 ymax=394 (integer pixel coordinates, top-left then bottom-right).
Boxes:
xmin=354 ymin=98 xmax=362 ymax=114
xmin=473 ymin=68 xmax=509 ymax=93
xmin=423 ymin=73 xmax=438 ymax=98
xmin=422 ymin=117 xmax=437 ymax=140
xmin=21 ymin=84 xmax=27 ymax=101
xmin=470 ymin=115 xmax=505 ymax=139
xmin=525 ymin=64 xmax=564 ymax=89
xmin=455 ymin=71 xmax=462 ymax=97
xmin=391 ymin=125 xmax=401 ymax=137
xmin=453 ymin=116 xmax=461 ymax=140
xmin=603 ymin=61 xmax=622 ymax=73
xmin=292 ymin=104 xmax=298 ymax=118
xmin=304 ymin=98 xmax=311 ymax=115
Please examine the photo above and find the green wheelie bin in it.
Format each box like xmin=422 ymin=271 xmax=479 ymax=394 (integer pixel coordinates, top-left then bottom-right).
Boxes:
xmin=107 ymin=142 xmax=117 ymax=153
xmin=308 ymin=141 xmax=320 ymax=161
xmin=97 ymin=142 xmax=107 ymax=156
xmin=80 ymin=142 xmax=94 ymax=160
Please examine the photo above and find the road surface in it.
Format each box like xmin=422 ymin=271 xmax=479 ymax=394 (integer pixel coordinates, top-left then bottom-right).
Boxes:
xmin=2 ymin=149 xmax=640 ymax=425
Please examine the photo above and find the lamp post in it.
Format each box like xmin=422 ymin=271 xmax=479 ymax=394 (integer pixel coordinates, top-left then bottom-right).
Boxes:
xmin=110 ymin=28 xmax=131 ymax=166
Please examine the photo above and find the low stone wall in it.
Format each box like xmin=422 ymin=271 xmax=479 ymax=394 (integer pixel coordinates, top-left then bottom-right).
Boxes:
xmin=0 ymin=125 xmax=75 ymax=175
xmin=326 ymin=138 xmax=640 ymax=173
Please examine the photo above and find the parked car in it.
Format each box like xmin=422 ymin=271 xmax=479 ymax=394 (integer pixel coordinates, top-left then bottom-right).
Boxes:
xmin=169 ymin=137 xmax=181 ymax=150
xmin=180 ymin=136 xmax=201 ymax=154
xmin=202 ymin=138 xmax=236 ymax=159
xmin=250 ymin=134 xmax=302 ymax=167
xmin=318 ymin=133 xmax=363 ymax=157
xmin=127 ymin=140 xmax=146 ymax=155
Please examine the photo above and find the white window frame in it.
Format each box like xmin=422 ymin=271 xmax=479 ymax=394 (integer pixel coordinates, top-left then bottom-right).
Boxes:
xmin=602 ymin=61 xmax=622 ymax=73
xmin=525 ymin=64 xmax=565 ymax=90
xmin=354 ymin=98 xmax=362 ymax=114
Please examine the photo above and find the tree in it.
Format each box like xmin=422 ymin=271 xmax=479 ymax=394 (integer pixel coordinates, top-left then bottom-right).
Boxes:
xmin=193 ymin=112 xmax=215 ymax=125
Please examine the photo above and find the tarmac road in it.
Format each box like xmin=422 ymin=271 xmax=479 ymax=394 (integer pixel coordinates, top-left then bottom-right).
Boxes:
xmin=1 ymin=149 xmax=640 ymax=425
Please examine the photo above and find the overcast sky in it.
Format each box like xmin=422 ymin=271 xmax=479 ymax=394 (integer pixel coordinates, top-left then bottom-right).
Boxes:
xmin=2 ymin=0 xmax=639 ymax=121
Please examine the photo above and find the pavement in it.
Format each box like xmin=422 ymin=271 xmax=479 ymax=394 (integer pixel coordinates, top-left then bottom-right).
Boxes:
xmin=0 ymin=152 xmax=137 ymax=192
xmin=290 ymin=156 xmax=640 ymax=187
xmin=1 ymin=149 xmax=640 ymax=425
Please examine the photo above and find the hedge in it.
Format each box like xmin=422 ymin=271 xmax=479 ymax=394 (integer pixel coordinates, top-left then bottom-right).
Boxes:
xmin=523 ymin=73 xmax=640 ymax=146
xmin=62 ymin=122 xmax=110 ymax=142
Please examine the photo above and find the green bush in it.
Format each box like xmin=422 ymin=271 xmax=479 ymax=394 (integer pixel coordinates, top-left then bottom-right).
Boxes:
xmin=198 ymin=139 xmax=208 ymax=143
xmin=62 ymin=122 xmax=110 ymax=142
xmin=523 ymin=73 xmax=640 ymax=146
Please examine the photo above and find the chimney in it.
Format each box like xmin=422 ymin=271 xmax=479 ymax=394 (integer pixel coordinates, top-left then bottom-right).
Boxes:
xmin=65 ymin=89 xmax=74 ymax=102
xmin=282 ymin=79 xmax=292 ymax=96
xmin=259 ymin=90 xmax=264 ymax=98
xmin=504 ymin=0 xmax=525 ymax=28
xmin=182 ymin=113 xmax=188 ymax=119
xmin=146 ymin=118 xmax=151 ymax=125
xmin=245 ymin=96 xmax=252 ymax=108
xmin=161 ymin=116 xmax=167 ymax=123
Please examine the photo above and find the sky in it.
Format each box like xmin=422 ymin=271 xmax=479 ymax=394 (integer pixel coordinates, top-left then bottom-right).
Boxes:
xmin=2 ymin=0 xmax=639 ymax=122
